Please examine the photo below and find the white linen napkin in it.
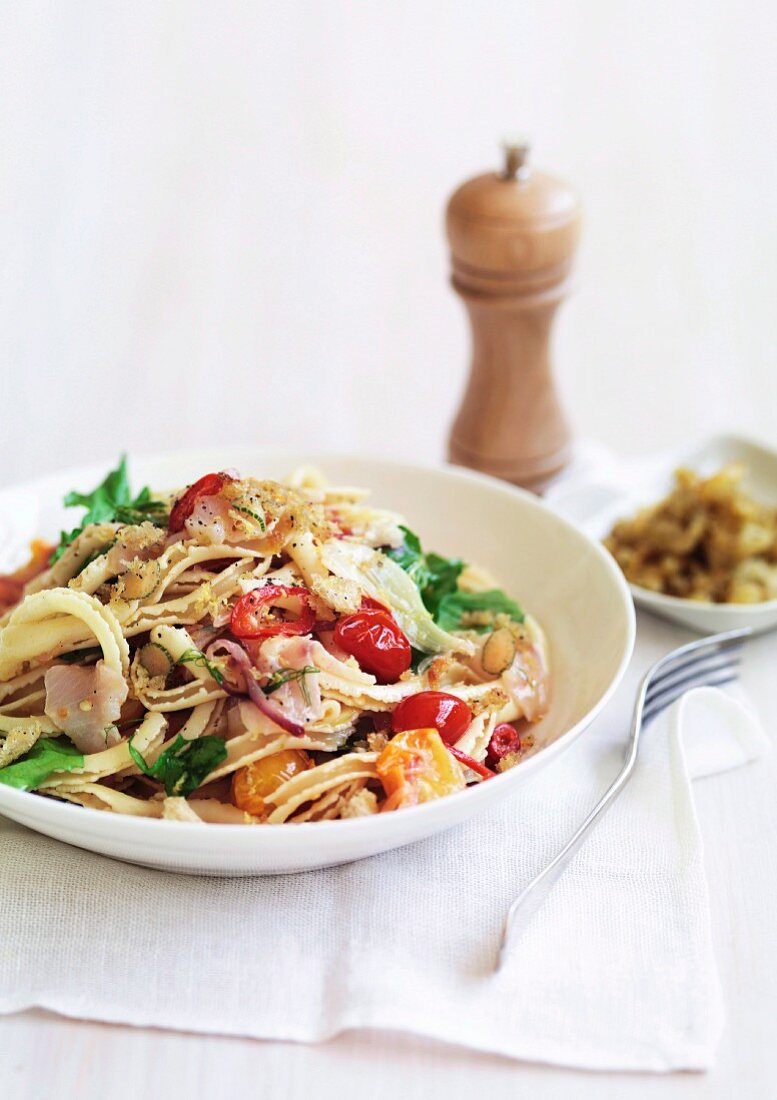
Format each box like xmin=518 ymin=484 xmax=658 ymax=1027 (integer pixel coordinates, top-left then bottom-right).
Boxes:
xmin=0 ymin=617 xmax=767 ymax=1071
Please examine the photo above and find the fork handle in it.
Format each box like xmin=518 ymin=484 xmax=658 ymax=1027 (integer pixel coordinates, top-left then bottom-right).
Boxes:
xmin=496 ymin=741 xmax=638 ymax=970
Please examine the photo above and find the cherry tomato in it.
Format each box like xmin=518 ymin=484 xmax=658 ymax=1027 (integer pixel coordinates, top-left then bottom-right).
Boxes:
xmin=168 ymin=471 xmax=234 ymax=533
xmin=232 ymin=750 xmax=313 ymax=817
xmin=376 ymin=728 xmax=466 ymax=811
xmin=361 ymin=596 xmax=388 ymax=612
xmin=231 ymin=584 xmax=315 ymax=639
xmin=392 ymin=690 xmax=472 ymax=746
xmin=334 ymin=608 xmax=411 ymax=683
xmin=486 ymin=722 xmax=522 ymax=770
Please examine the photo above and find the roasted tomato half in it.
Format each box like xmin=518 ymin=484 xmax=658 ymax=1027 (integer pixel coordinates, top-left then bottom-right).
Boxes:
xmin=486 ymin=722 xmax=522 ymax=771
xmin=168 ymin=472 xmax=234 ymax=533
xmin=376 ymin=728 xmax=465 ymax=812
xmin=232 ymin=749 xmax=313 ymax=817
xmin=334 ymin=608 xmax=411 ymax=683
xmin=391 ymin=690 xmax=472 ymax=746
xmin=231 ymin=585 xmax=315 ymax=639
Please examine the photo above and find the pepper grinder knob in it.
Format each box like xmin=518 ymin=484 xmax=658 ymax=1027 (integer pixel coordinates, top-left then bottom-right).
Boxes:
xmin=500 ymin=135 xmax=530 ymax=181
xmin=445 ymin=140 xmax=581 ymax=491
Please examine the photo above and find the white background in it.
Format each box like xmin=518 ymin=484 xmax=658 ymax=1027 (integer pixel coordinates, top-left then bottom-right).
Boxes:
xmin=1 ymin=0 xmax=776 ymax=489
xmin=1 ymin=4 xmax=777 ymax=1098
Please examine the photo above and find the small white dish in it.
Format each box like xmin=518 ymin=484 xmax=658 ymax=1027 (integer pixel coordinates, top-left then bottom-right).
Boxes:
xmin=547 ymin=433 xmax=777 ymax=636
xmin=0 ymin=451 xmax=635 ymax=875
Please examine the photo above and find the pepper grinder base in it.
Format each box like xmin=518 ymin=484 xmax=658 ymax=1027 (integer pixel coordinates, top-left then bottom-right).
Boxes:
xmin=447 ymin=438 xmax=572 ymax=495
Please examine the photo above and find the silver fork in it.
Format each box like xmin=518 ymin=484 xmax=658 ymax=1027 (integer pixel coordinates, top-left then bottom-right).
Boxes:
xmin=496 ymin=626 xmax=751 ymax=971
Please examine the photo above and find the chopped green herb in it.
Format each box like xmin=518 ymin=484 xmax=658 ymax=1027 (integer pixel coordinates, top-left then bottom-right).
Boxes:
xmin=176 ymin=648 xmax=225 ymax=685
xmin=264 ymin=665 xmax=319 ymax=706
xmin=385 ymin=526 xmax=464 ymax=618
xmin=128 ymin=733 xmax=227 ymax=797
xmin=0 ymin=737 xmax=83 ymax=790
xmin=231 ymin=501 xmax=266 ymax=531
xmin=435 ymin=589 xmax=525 ymax=633
xmin=50 ymin=456 xmax=169 ymax=564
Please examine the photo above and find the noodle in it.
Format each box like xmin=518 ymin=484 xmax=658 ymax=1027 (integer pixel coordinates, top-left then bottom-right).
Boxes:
xmin=0 ymin=464 xmax=550 ymax=822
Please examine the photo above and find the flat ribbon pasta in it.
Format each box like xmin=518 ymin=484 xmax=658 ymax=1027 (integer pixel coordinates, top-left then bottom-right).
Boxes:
xmin=0 ymin=588 xmax=129 ymax=679
xmin=40 ymin=711 xmax=167 ymax=789
xmin=264 ymin=752 xmax=379 ymax=824
xmin=53 ymin=784 xmax=164 ymax=817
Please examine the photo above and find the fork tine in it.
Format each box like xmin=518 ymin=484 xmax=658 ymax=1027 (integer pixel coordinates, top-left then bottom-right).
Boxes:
xmin=645 ymin=651 xmax=742 ymax=705
xmin=647 ymin=635 xmax=747 ymax=694
xmin=640 ymin=627 xmax=749 ymax=720
xmin=642 ymin=669 xmax=740 ymax=725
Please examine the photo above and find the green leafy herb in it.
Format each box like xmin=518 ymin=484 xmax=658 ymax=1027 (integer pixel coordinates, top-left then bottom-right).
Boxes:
xmin=51 ymin=456 xmax=168 ymax=563
xmin=58 ymin=646 xmax=103 ymax=664
xmin=435 ymin=589 xmax=525 ymax=633
xmin=176 ymin=648 xmax=225 ymax=685
xmin=264 ymin=665 xmax=319 ymax=706
xmin=385 ymin=526 xmax=464 ymax=617
xmin=385 ymin=527 xmax=429 ymax=585
xmin=0 ymin=737 xmax=83 ymax=790
xmin=422 ymin=552 xmax=466 ymax=617
xmin=384 ymin=526 xmax=524 ymax=635
xmin=128 ymin=733 xmax=227 ymax=797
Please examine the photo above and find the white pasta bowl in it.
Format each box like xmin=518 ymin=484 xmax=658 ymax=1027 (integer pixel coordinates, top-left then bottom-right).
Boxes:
xmin=0 ymin=452 xmax=635 ymax=875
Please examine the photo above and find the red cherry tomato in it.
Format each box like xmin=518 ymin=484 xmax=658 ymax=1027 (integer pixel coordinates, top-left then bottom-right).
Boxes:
xmin=361 ymin=596 xmax=389 ymax=612
xmin=392 ymin=691 xmax=473 ymax=746
xmin=334 ymin=609 xmax=411 ymax=683
xmin=231 ymin=585 xmax=315 ymax=639
xmin=169 ymin=472 xmax=234 ymax=533
xmin=486 ymin=722 xmax=522 ymax=770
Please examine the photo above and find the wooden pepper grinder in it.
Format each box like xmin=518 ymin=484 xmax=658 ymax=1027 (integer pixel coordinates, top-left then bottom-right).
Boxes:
xmin=446 ymin=139 xmax=581 ymax=491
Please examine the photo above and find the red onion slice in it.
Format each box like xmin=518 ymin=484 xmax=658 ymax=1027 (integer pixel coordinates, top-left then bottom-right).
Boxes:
xmin=205 ymin=638 xmax=305 ymax=736
xmin=206 ymin=639 xmax=249 ymax=695
xmin=244 ymin=673 xmax=305 ymax=737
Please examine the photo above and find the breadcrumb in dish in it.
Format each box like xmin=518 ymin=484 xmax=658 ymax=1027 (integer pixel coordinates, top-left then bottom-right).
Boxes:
xmin=604 ymin=464 xmax=777 ymax=604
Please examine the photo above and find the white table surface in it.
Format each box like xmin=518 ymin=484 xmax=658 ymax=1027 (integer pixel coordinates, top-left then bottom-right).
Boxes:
xmin=2 ymin=619 xmax=775 ymax=1099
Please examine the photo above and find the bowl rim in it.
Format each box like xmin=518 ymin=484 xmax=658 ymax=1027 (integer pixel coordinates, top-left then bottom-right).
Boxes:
xmin=0 ymin=450 xmax=636 ymax=841
xmin=629 ymin=581 xmax=777 ymax=615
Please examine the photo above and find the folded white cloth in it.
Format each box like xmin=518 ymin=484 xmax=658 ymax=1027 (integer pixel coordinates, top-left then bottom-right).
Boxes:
xmin=0 ymin=617 xmax=766 ymax=1071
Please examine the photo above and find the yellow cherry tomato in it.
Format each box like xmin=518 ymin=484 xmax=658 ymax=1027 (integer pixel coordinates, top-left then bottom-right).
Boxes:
xmin=376 ymin=728 xmax=465 ymax=812
xmin=232 ymin=749 xmax=313 ymax=816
